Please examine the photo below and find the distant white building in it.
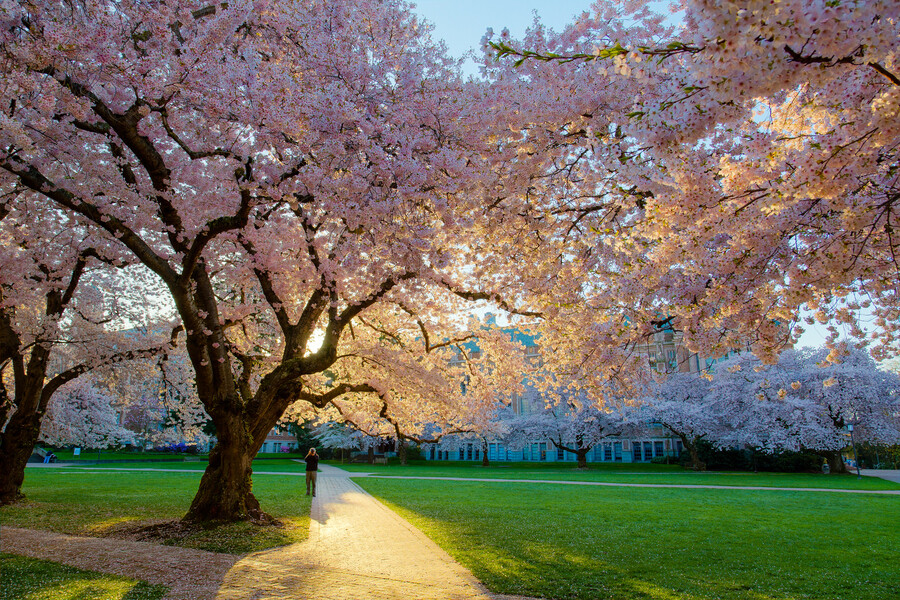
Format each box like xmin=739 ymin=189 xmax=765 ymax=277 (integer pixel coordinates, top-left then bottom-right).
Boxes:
xmin=422 ymin=324 xmax=689 ymax=464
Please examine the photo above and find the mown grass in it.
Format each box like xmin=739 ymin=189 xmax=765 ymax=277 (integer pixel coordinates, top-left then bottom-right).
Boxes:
xmin=47 ymin=449 xmax=206 ymax=462
xmin=59 ymin=457 xmax=307 ymax=472
xmin=0 ymin=553 xmax=168 ymax=600
xmin=332 ymin=460 xmax=900 ymax=490
xmin=2 ymin=470 xmax=311 ymax=554
xmin=47 ymin=449 xmax=303 ymax=462
xmin=356 ymin=477 xmax=900 ymax=600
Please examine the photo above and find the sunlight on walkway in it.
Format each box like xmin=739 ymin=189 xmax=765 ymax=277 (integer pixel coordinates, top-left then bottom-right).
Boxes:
xmin=215 ymin=464 xmax=493 ymax=599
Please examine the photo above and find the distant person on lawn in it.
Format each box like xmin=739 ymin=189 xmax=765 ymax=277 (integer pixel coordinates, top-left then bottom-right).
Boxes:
xmin=305 ymin=448 xmax=319 ymax=497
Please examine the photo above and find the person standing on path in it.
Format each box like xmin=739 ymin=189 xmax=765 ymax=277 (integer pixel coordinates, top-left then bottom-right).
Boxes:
xmin=304 ymin=448 xmax=319 ymax=497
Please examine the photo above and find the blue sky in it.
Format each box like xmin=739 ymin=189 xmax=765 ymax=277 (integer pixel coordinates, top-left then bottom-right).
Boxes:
xmin=412 ymin=1 xmax=591 ymax=63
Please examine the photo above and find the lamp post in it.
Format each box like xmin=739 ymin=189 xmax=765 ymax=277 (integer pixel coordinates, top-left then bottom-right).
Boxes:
xmin=847 ymin=424 xmax=861 ymax=479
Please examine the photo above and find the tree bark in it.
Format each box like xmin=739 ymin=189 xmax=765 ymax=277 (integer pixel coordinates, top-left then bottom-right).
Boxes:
xmin=682 ymin=435 xmax=706 ymax=471
xmin=0 ymin=409 xmax=43 ymax=504
xmin=183 ymin=409 xmax=266 ymax=523
xmin=824 ymin=450 xmax=848 ymax=474
xmin=398 ymin=438 xmax=407 ymax=465
xmin=481 ymin=439 xmax=489 ymax=466
xmin=576 ymin=448 xmax=588 ymax=469
xmin=368 ymin=446 xmax=375 ymax=464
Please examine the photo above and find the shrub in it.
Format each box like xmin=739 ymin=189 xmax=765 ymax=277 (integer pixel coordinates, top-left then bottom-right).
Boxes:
xmin=856 ymin=443 xmax=900 ymax=469
xmin=683 ymin=441 xmax=828 ymax=473
xmin=752 ymin=450 xmax=822 ymax=473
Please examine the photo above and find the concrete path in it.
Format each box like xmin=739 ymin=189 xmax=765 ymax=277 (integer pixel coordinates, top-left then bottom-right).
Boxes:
xmin=216 ymin=464 xmax=494 ymax=600
xmin=860 ymin=469 xmax=900 ymax=484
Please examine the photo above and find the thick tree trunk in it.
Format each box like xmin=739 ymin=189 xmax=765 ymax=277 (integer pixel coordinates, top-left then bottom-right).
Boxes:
xmin=576 ymin=448 xmax=589 ymax=469
xmin=682 ymin=436 xmax=706 ymax=471
xmin=481 ymin=439 xmax=489 ymax=466
xmin=368 ymin=446 xmax=375 ymax=464
xmin=398 ymin=438 xmax=407 ymax=465
xmin=824 ymin=451 xmax=848 ymax=474
xmin=183 ymin=411 xmax=267 ymax=523
xmin=0 ymin=409 xmax=43 ymax=504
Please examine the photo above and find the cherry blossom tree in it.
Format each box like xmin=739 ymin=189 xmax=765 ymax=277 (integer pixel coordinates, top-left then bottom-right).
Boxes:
xmin=506 ymin=389 xmax=631 ymax=468
xmin=114 ymin=355 xmax=210 ymax=450
xmin=639 ymin=372 xmax=718 ymax=470
xmin=0 ymin=0 xmax=542 ymax=521
xmin=482 ymin=0 xmax=900 ymax=380
xmin=0 ymin=197 xmax=174 ymax=504
xmin=39 ymin=377 xmax=134 ymax=449
xmin=295 ymin=323 xmax=528 ymax=465
xmin=708 ymin=348 xmax=900 ymax=472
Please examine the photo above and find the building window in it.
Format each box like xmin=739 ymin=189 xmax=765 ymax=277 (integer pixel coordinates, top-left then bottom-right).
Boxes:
xmin=675 ymin=440 xmax=684 ymax=455
xmin=655 ymin=441 xmax=665 ymax=457
xmin=644 ymin=441 xmax=652 ymax=459
xmin=614 ymin=442 xmax=623 ymax=462
xmin=467 ymin=444 xmax=473 ymax=460
xmin=604 ymin=443 xmax=613 ymax=462
xmin=475 ymin=448 xmax=480 ymax=460
xmin=557 ymin=447 xmax=565 ymax=460
xmin=633 ymin=442 xmax=642 ymax=461
xmin=523 ymin=448 xmax=528 ymax=461
xmin=539 ymin=442 xmax=547 ymax=461
xmin=430 ymin=447 xmax=435 ymax=460
xmin=459 ymin=447 xmax=464 ymax=460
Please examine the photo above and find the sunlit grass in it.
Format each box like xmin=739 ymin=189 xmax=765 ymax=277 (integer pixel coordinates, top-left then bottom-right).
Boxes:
xmin=0 ymin=553 xmax=167 ymax=600
xmin=2 ymin=471 xmax=311 ymax=554
xmin=331 ymin=460 xmax=900 ymax=490
xmin=356 ymin=478 xmax=900 ymax=600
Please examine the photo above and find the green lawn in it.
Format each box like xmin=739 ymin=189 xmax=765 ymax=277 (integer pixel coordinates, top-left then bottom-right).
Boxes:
xmin=355 ymin=477 xmax=900 ymax=600
xmin=58 ymin=457 xmax=307 ymax=472
xmin=46 ymin=449 xmax=206 ymax=462
xmin=46 ymin=449 xmax=304 ymax=463
xmin=2 ymin=470 xmax=311 ymax=554
xmin=0 ymin=553 xmax=167 ymax=600
xmin=331 ymin=460 xmax=900 ymax=490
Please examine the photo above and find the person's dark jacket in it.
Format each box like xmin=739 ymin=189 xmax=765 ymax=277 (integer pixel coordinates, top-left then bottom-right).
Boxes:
xmin=305 ymin=454 xmax=319 ymax=472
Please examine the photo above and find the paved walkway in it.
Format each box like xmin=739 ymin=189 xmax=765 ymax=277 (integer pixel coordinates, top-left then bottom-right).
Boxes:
xmin=3 ymin=465 xmax=506 ymax=600
xmin=860 ymin=469 xmax=900 ymax=483
xmin=216 ymin=465 xmax=495 ymax=600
